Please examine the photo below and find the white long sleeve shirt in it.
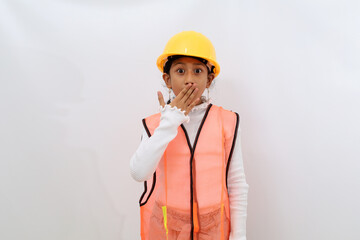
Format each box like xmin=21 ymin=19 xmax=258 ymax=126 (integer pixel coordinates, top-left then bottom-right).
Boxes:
xmin=130 ymin=101 xmax=249 ymax=240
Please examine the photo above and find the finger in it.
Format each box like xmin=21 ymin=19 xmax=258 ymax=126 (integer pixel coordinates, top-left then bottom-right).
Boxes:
xmin=180 ymin=84 xmax=197 ymax=103
xmin=157 ymin=91 xmax=165 ymax=107
xmin=184 ymin=87 xmax=198 ymax=104
xmin=176 ymin=83 xmax=193 ymax=100
xmin=185 ymin=98 xmax=200 ymax=115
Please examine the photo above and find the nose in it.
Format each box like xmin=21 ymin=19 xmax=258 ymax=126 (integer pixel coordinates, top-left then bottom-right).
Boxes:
xmin=184 ymin=71 xmax=193 ymax=85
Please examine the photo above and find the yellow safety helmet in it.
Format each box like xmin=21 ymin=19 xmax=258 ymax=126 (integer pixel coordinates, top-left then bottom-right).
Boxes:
xmin=156 ymin=31 xmax=220 ymax=77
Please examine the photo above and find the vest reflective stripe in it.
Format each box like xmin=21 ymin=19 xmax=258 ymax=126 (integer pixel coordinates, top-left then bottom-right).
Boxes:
xmin=139 ymin=104 xmax=239 ymax=240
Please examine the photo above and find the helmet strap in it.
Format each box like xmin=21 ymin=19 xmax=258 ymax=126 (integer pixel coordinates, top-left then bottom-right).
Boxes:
xmin=168 ymin=88 xmax=172 ymax=102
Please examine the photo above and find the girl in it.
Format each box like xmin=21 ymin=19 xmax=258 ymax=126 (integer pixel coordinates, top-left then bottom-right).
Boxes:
xmin=130 ymin=31 xmax=249 ymax=240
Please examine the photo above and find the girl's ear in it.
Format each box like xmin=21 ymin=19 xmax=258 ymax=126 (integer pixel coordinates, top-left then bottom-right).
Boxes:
xmin=163 ymin=73 xmax=172 ymax=88
xmin=206 ymin=73 xmax=215 ymax=88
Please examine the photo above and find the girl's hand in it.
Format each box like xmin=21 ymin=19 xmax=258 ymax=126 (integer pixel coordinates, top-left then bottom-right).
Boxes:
xmin=157 ymin=83 xmax=200 ymax=115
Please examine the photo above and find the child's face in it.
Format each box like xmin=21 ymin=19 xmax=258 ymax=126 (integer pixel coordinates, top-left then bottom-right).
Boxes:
xmin=162 ymin=57 xmax=215 ymax=104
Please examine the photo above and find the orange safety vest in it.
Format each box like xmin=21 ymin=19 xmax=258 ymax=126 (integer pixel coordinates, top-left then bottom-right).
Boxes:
xmin=139 ymin=104 xmax=240 ymax=240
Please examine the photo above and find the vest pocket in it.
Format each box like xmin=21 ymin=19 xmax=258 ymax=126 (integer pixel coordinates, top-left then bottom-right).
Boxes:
xmin=148 ymin=201 xmax=230 ymax=240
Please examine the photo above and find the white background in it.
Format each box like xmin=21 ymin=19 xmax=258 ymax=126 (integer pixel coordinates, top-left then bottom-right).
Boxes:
xmin=1 ymin=0 xmax=359 ymax=239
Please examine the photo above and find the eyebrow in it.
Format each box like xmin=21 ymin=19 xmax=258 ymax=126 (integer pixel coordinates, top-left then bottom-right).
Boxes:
xmin=173 ymin=62 xmax=205 ymax=67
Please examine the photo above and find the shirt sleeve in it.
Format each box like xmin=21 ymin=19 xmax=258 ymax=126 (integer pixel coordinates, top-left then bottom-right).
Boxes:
xmin=228 ymin=124 xmax=249 ymax=240
xmin=130 ymin=105 xmax=190 ymax=182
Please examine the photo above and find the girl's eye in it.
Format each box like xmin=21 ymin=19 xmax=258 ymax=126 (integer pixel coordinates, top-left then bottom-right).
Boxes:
xmin=176 ymin=69 xmax=185 ymax=74
xmin=194 ymin=69 xmax=202 ymax=74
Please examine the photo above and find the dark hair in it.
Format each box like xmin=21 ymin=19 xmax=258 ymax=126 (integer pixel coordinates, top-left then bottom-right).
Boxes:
xmin=163 ymin=55 xmax=215 ymax=75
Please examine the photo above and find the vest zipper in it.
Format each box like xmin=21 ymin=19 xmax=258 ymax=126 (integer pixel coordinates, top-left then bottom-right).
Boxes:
xmin=180 ymin=104 xmax=213 ymax=240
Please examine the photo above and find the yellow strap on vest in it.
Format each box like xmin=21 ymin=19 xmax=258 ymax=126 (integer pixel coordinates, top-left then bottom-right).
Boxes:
xmin=162 ymin=206 xmax=169 ymax=239
xmin=163 ymin=151 xmax=169 ymax=239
